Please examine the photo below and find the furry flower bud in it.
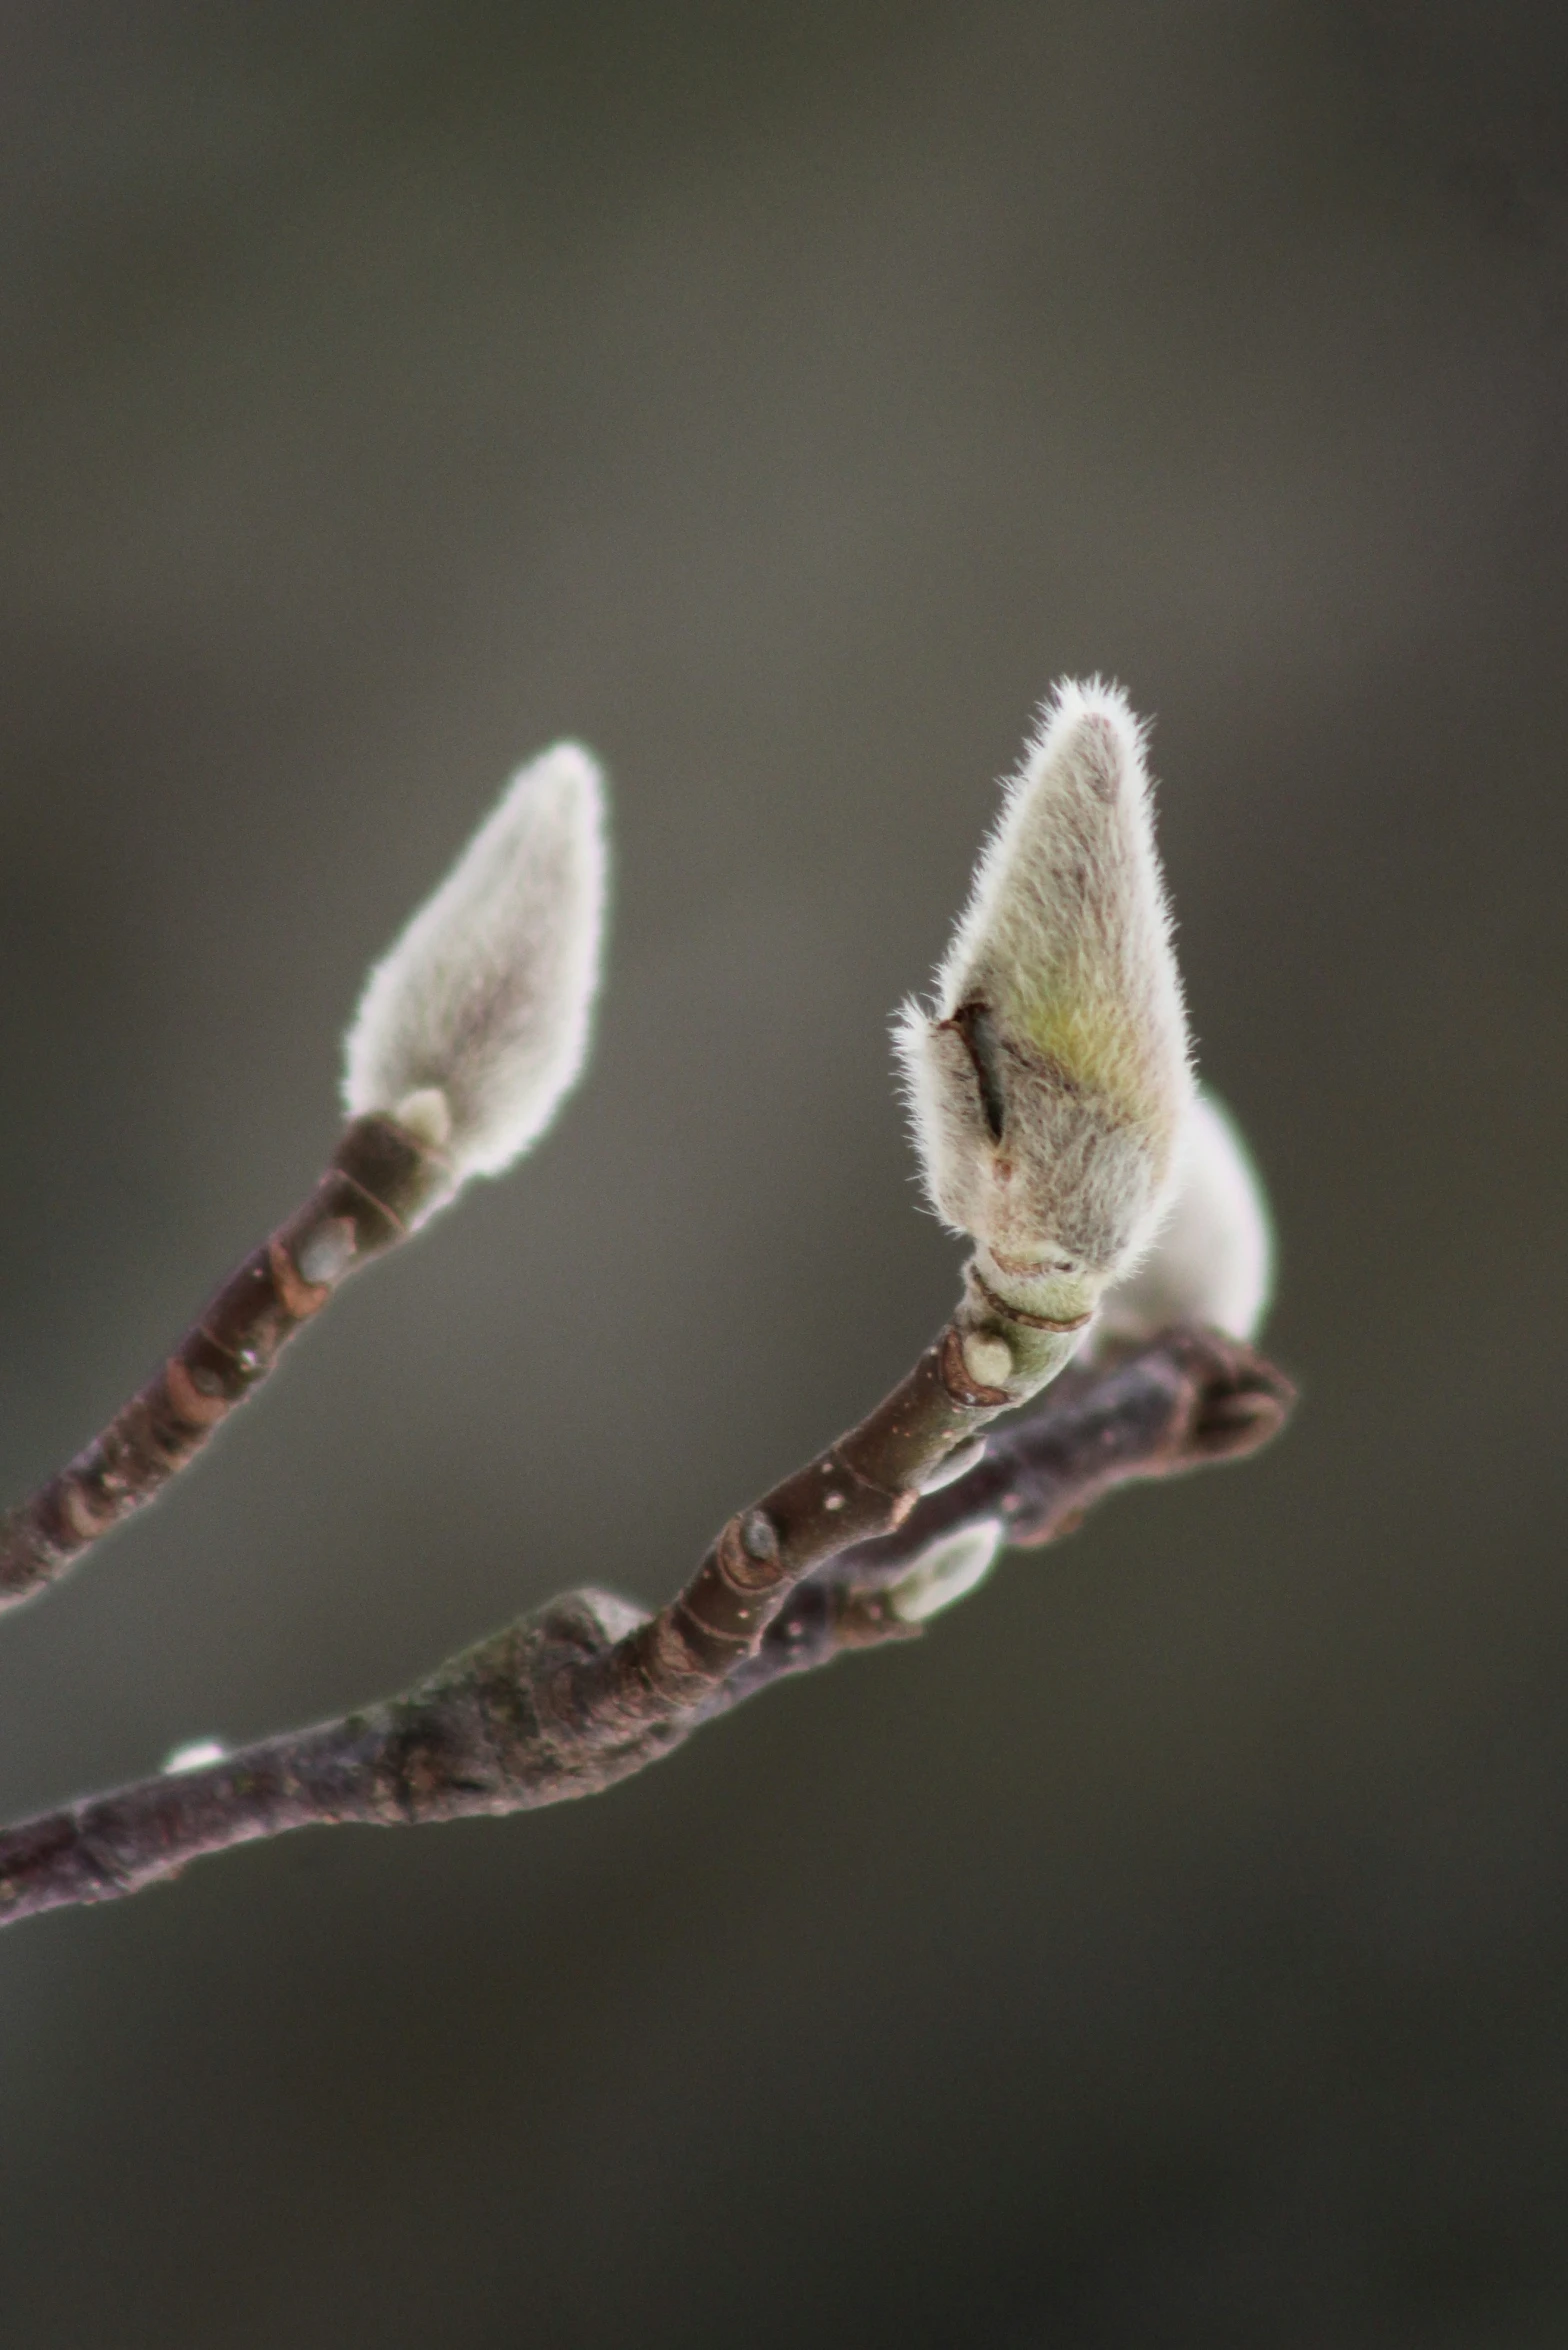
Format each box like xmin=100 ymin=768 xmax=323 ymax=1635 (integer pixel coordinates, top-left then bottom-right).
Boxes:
xmin=887 ymin=1521 xmax=1003 ymax=1624
xmin=1092 ymin=1089 xmax=1273 ymax=1350
xmin=343 ymin=743 xmax=607 ymax=1189
xmin=895 ymin=680 xmax=1191 ymax=1322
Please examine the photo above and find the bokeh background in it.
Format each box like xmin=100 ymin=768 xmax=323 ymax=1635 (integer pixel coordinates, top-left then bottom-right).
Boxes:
xmin=0 ymin=5 xmax=1565 ymax=2342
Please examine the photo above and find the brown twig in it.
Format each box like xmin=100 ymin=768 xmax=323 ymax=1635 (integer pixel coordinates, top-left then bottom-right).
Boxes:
xmin=0 ymin=1327 xmax=1292 ymax=1933
xmin=0 ymin=1116 xmax=451 ymax=1613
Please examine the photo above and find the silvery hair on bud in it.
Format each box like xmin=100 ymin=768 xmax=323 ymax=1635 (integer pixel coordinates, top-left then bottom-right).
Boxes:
xmin=1091 ymin=1089 xmax=1273 ymax=1350
xmin=343 ymin=743 xmax=607 ymax=1182
xmin=895 ymin=680 xmax=1192 ymax=1297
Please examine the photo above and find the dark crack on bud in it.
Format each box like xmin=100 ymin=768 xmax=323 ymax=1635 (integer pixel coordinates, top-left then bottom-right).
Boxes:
xmin=950 ymin=999 xmax=1008 ymax=1143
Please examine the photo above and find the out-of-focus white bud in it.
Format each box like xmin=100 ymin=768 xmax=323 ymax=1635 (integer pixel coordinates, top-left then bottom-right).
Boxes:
xmin=1091 ymin=1089 xmax=1273 ymax=1349
xmin=162 ymin=1737 xmax=227 ymax=1774
xmin=343 ymin=744 xmax=607 ymax=1185
xmin=895 ymin=680 xmax=1192 ymax=1325
xmin=887 ymin=1521 xmax=1003 ymax=1624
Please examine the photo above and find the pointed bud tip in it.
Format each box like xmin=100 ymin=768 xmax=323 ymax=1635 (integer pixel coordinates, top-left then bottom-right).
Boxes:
xmin=343 ymin=742 xmax=609 ymax=1189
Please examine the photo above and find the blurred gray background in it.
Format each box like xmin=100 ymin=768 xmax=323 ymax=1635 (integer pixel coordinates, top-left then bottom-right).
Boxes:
xmin=0 ymin=4 xmax=1565 ymax=2342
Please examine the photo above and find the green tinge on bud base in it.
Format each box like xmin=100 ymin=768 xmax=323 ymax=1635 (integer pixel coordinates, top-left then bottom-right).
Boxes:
xmin=391 ymin=1087 xmax=454 ymax=1152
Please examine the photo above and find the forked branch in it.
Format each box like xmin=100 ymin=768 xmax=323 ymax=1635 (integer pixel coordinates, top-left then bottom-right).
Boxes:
xmin=0 ymin=1327 xmax=1291 ymax=1932
xmin=0 ymin=688 xmax=1293 ymax=1937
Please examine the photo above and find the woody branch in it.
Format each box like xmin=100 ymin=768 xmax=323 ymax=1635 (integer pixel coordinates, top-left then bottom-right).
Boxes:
xmin=0 ymin=680 xmax=1290 ymax=1934
xmin=0 ymin=1114 xmax=450 ymax=1610
xmin=0 ymin=1328 xmax=1292 ymax=1931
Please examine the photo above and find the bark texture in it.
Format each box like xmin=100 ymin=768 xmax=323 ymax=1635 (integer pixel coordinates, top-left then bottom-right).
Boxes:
xmin=0 ymin=1327 xmax=1291 ymax=1933
xmin=0 ymin=1117 xmax=449 ymax=1611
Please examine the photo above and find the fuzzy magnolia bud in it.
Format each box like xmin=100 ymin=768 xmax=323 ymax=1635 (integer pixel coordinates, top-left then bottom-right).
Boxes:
xmin=887 ymin=1521 xmax=1003 ymax=1625
xmin=343 ymin=743 xmax=607 ymax=1190
xmin=895 ymin=680 xmax=1192 ymax=1325
xmin=1092 ymin=1089 xmax=1273 ymax=1350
